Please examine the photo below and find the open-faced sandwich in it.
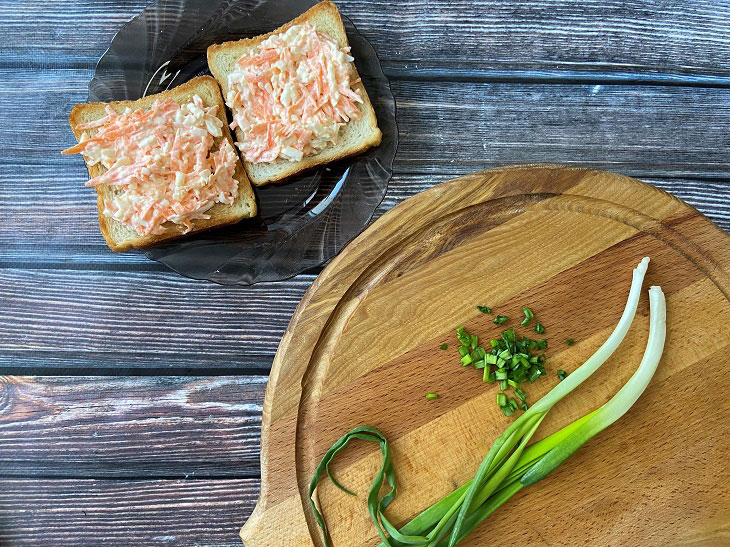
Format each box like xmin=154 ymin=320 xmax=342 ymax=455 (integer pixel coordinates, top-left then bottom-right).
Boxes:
xmin=63 ymin=76 xmax=257 ymax=251
xmin=207 ymin=0 xmax=382 ymax=186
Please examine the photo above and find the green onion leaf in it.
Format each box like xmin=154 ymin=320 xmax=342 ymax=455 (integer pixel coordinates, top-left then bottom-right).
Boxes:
xmin=308 ymin=426 xmax=395 ymax=547
xmin=528 ymin=367 xmax=542 ymax=383
xmin=477 ymin=305 xmax=492 ymax=314
xmin=456 ymin=327 xmax=471 ymax=346
xmin=535 ymin=322 xmax=545 ymax=334
xmin=520 ymin=307 xmax=534 ymax=326
xmin=494 ymin=315 xmax=509 ymax=325
xmin=426 ymin=393 xmax=439 ymax=400
xmin=513 ymin=369 xmax=527 ymax=383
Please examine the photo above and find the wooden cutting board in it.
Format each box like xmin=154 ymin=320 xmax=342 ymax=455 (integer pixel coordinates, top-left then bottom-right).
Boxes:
xmin=241 ymin=165 xmax=730 ymax=547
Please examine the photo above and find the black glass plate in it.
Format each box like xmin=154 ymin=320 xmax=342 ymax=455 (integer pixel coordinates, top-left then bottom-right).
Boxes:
xmin=89 ymin=0 xmax=397 ymax=284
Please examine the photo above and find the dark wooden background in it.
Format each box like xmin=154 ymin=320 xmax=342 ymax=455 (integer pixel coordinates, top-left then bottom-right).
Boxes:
xmin=2 ymin=0 xmax=730 ymax=544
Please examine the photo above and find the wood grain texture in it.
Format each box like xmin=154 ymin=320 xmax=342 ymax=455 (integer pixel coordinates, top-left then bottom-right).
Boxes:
xmin=3 ymin=69 xmax=730 ymax=264
xmin=0 ymin=478 xmax=258 ymax=545
xmin=17 ymin=70 xmax=730 ymax=177
xmin=0 ymin=376 xmax=265 ymax=477
xmin=0 ymin=269 xmax=313 ymax=370
xmin=242 ymin=166 xmax=730 ymax=546
xmin=5 ymin=0 xmax=730 ymax=83
xmin=4 ymin=170 xmax=729 ymax=265
xmin=3 ymin=1 xmax=730 ymax=545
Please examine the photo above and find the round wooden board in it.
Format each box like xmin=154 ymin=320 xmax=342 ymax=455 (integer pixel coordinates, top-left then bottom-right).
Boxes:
xmin=241 ymin=165 xmax=730 ymax=547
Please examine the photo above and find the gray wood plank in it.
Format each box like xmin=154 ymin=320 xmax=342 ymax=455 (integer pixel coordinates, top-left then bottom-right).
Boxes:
xmin=3 ymin=69 xmax=730 ymax=264
xmin=0 ymin=269 xmax=313 ymax=370
xmin=4 ymin=0 xmax=730 ymax=83
xmin=0 ymin=477 xmax=257 ymax=545
xmin=0 ymin=376 xmax=265 ymax=477
xmin=12 ymin=70 xmax=730 ymax=178
xmin=1 ymin=170 xmax=728 ymax=373
xmin=2 ymin=170 xmax=729 ymax=265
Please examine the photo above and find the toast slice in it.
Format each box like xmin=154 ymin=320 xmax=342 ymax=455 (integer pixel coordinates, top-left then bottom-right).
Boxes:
xmin=207 ymin=0 xmax=382 ymax=186
xmin=66 ymin=75 xmax=257 ymax=252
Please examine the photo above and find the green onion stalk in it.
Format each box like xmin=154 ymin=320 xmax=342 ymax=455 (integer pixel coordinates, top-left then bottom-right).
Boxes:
xmin=309 ymin=258 xmax=666 ymax=547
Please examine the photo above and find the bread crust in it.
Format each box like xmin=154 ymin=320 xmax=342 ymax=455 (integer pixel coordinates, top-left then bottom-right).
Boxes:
xmin=207 ymin=1 xmax=382 ymax=186
xmin=66 ymin=75 xmax=257 ymax=251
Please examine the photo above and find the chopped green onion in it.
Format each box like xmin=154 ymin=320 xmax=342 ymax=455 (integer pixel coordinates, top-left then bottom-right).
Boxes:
xmin=498 ymin=349 xmax=511 ymax=360
xmin=520 ymin=307 xmax=534 ymax=326
xmin=456 ymin=327 xmax=471 ymax=346
xmin=490 ymin=339 xmax=498 ymax=348
xmin=528 ymin=367 xmax=542 ymax=382
xmin=447 ymin=258 xmax=654 ymax=545
xmin=485 ymin=370 xmax=496 ymax=383
xmin=426 ymin=393 xmax=439 ymax=400
xmin=495 ymin=369 xmax=508 ymax=380
xmin=470 ymin=335 xmax=478 ymax=350
xmin=461 ymin=354 xmax=473 ymax=366
xmin=440 ymin=343 xmax=448 ymax=350
xmin=557 ymin=370 xmax=567 ymax=381
xmin=485 ymin=354 xmax=498 ymax=365
xmin=458 ymin=346 xmax=469 ymax=357
xmin=565 ymin=338 xmax=574 ymax=346
xmin=515 ymin=387 xmax=527 ymax=402
xmin=513 ymin=369 xmax=527 ymax=383
xmin=321 ymin=259 xmax=664 ymax=547
xmin=535 ymin=322 xmax=545 ymax=334
xmin=507 ymin=379 xmax=518 ymax=388
xmin=499 ymin=380 xmax=508 ymax=390
xmin=494 ymin=315 xmax=508 ymax=325
xmin=474 ymin=359 xmax=486 ymax=369
xmin=477 ymin=305 xmax=492 ymax=314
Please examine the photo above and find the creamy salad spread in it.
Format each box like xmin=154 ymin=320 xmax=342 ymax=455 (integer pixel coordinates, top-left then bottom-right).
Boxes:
xmin=226 ymin=22 xmax=363 ymax=163
xmin=62 ymin=95 xmax=239 ymax=236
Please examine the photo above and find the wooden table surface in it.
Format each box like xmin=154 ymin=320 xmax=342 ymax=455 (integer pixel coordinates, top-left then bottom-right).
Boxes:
xmin=2 ymin=1 xmax=730 ymax=545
